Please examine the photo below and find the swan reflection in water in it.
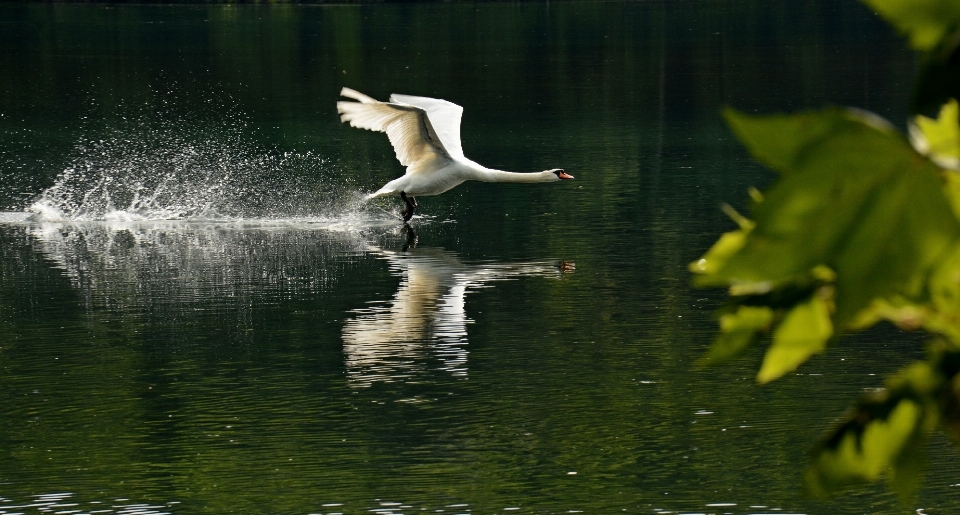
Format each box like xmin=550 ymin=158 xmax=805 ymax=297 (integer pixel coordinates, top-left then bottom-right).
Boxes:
xmin=342 ymin=245 xmax=574 ymax=387
xmin=7 ymin=218 xmax=573 ymax=386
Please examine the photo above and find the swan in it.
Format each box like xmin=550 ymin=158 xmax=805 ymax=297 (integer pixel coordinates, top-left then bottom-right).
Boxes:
xmin=337 ymin=87 xmax=574 ymax=221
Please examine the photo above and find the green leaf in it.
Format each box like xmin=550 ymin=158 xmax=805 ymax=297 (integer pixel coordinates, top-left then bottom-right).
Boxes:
xmin=910 ymin=98 xmax=960 ymax=169
xmin=697 ymin=306 xmax=774 ymax=366
xmin=924 ymin=243 xmax=960 ymax=344
xmin=805 ymin=359 xmax=944 ymax=501
xmin=716 ymin=108 xmax=960 ymax=327
xmin=690 ymin=205 xmax=754 ymax=283
xmin=723 ymin=108 xmax=848 ymax=174
xmin=943 ymin=172 xmax=960 ymax=220
xmin=849 ymin=296 xmax=930 ymax=332
xmin=804 ymin=398 xmax=927 ymax=500
xmin=757 ymin=294 xmax=832 ymax=383
xmin=847 ymin=243 xmax=960 ymax=345
xmin=689 ymin=228 xmax=749 ymax=279
xmin=861 ymin=0 xmax=960 ymax=52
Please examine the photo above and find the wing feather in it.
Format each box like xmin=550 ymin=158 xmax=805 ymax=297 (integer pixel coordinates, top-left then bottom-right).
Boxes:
xmin=340 ymin=87 xmax=379 ymax=104
xmin=390 ymin=94 xmax=465 ymax=160
xmin=337 ymin=88 xmax=452 ymax=172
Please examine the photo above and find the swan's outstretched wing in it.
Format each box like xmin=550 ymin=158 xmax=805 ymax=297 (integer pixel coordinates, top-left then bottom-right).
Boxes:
xmin=337 ymin=88 xmax=454 ymax=173
xmin=390 ymin=94 xmax=465 ymax=160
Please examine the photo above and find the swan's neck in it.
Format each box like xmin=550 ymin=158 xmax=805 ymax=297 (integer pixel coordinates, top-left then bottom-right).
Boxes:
xmin=470 ymin=166 xmax=554 ymax=184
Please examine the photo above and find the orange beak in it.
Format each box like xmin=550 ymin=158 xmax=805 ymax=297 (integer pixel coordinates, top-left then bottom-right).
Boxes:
xmin=557 ymin=171 xmax=574 ymax=180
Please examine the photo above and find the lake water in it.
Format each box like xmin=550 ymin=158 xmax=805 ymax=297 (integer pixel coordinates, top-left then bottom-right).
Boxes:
xmin=1 ymin=2 xmax=957 ymax=514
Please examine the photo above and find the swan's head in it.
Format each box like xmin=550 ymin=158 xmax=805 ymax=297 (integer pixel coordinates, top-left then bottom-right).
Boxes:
xmin=547 ymin=169 xmax=574 ymax=180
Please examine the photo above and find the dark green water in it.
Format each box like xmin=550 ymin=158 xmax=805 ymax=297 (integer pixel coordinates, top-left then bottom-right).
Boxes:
xmin=1 ymin=2 xmax=957 ymax=514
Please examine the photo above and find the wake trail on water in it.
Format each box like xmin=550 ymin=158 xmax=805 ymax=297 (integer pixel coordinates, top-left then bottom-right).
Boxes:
xmin=20 ymin=95 xmax=396 ymax=230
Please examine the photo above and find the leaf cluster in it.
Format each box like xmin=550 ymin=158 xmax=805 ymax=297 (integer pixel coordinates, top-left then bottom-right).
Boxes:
xmin=691 ymin=0 xmax=960 ymax=502
xmin=863 ymin=0 xmax=960 ymax=114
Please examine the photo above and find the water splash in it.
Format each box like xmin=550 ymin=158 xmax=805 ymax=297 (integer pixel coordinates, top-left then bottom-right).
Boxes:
xmin=25 ymin=94 xmax=378 ymax=222
xmin=18 ymin=220 xmax=405 ymax=314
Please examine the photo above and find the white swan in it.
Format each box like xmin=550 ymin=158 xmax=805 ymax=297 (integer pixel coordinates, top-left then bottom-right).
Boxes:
xmin=337 ymin=87 xmax=574 ymax=221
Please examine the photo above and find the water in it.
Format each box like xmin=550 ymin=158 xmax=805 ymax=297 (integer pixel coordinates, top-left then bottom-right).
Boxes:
xmin=2 ymin=1 xmax=959 ymax=514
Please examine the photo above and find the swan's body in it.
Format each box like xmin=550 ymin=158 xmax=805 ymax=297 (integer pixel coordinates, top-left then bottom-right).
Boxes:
xmin=337 ymin=88 xmax=573 ymax=221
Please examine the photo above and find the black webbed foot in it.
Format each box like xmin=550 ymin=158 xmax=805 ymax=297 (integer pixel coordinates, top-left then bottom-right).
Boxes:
xmin=400 ymin=192 xmax=417 ymax=222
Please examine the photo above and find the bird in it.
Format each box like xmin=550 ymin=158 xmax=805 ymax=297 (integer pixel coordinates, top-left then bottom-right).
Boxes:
xmin=336 ymin=87 xmax=574 ymax=222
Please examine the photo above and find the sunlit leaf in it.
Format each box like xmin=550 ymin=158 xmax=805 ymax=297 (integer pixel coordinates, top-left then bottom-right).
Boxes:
xmin=757 ymin=293 xmax=832 ymax=384
xmin=850 ymin=296 xmax=930 ymax=332
xmin=724 ymin=112 xmax=832 ymax=173
xmin=697 ymin=306 xmax=774 ymax=366
xmin=874 ymin=0 xmax=960 ymax=115
xmin=717 ymin=108 xmax=960 ymax=327
xmin=888 ymin=360 xmax=946 ymax=402
xmin=805 ymin=360 xmax=944 ymax=501
xmin=845 ymin=243 xmax=960 ymax=346
xmin=942 ymin=172 xmax=960 ymax=220
xmin=861 ymin=0 xmax=960 ymax=52
xmin=924 ymin=244 xmax=960 ymax=344
xmin=910 ymin=98 xmax=960 ymax=169
xmin=805 ymin=398 xmax=926 ymax=500
xmin=689 ymin=228 xmax=749 ymax=278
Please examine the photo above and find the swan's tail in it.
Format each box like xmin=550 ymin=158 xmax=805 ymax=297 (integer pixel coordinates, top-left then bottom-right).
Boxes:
xmin=365 ymin=187 xmax=394 ymax=201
